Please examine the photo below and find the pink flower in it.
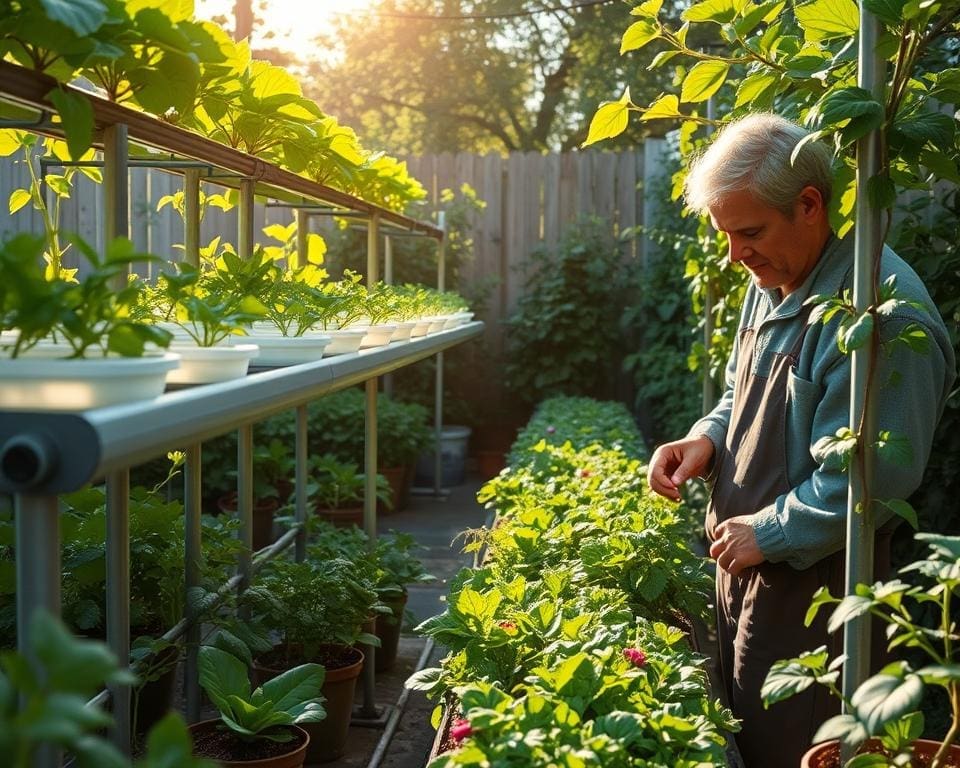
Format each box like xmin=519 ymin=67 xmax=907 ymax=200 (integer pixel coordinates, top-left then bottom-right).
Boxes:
xmin=498 ymin=620 xmax=517 ymax=632
xmin=623 ymin=648 xmax=647 ymax=668
xmin=451 ymin=718 xmax=473 ymax=742
xmin=546 ymin=425 xmax=556 ymax=434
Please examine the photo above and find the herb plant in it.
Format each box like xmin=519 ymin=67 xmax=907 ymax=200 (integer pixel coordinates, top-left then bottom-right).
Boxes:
xmin=197 ymin=645 xmax=325 ymax=743
xmin=762 ymin=533 xmax=960 ymax=768
xmin=307 ymin=453 xmax=392 ymax=512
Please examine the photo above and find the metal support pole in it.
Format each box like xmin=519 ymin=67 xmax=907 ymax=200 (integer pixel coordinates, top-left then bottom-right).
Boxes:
xmin=296 ymin=209 xmax=310 ymax=270
xmin=842 ymin=5 xmax=884 ymax=714
xmin=15 ymin=493 xmax=60 ymax=768
xmin=238 ymin=425 xmax=254 ymax=592
xmin=384 ymin=235 xmax=394 ymax=398
xmin=238 ymin=178 xmax=255 ymax=261
xmin=184 ymin=444 xmax=202 ymax=723
xmin=295 ymin=406 xmax=308 ymax=563
xmin=360 ymin=212 xmax=381 ymax=715
xmin=433 ymin=213 xmax=447 ymax=496
xmin=106 ymin=470 xmax=131 ymax=755
xmin=102 ymin=123 xmax=129 ymax=242
xmin=183 ymin=169 xmax=201 ymax=268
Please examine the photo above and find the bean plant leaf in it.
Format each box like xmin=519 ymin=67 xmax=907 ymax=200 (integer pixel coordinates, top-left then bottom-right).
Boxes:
xmin=620 ymin=20 xmax=659 ymax=54
xmin=880 ymin=498 xmax=918 ymax=530
xmin=814 ymin=713 xmax=868 ymax=749
xmin=794 ymin=0 xmax=860 ymax=41
xmin=682 ymin=0 xmax=745 ymax=24
xmin=583 ymin=90 xmax=631 ymax=147
xmin=8 ymin=189 xmax=31 ymax=215
xmin=840 ymin=312 xmax=874 ymax=353
xmin=735 ymin=71 xmax=779 ymax=108
xmin=40 ymin=0 xmax=107 ymax=36
xmin=631 ymin=0 xmax=664 ymax=17
xmin=863 ymin=0 xmax=908 ymax=25
xmin=680 ymin=60 xmax=730 ymax=103
xmin=850 ymin=668 xmax=923 ymax=735
xmin=641 ymin=94 xmax=683 ymax=121
xmin=813 ymin=88 xmax=884 ymax=145
xmin=47 ymin=86 xmax=94 ymax=160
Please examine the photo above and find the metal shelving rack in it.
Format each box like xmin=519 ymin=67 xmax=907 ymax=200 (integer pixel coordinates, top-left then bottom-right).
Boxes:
xmin=0 ymin=61 xmax=481 ymax=765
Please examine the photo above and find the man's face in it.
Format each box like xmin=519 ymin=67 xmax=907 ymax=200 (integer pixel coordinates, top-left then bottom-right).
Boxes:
xmin=707 ymin=188 xmax=823 ymax=297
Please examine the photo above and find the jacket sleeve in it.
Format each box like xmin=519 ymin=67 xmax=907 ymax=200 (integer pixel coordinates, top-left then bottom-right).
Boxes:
xmin=752 ymin=313 xmax=954 ymax=570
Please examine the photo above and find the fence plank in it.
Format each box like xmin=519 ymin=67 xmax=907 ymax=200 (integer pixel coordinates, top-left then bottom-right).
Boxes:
xmin=593 ymin=152 xmax=617 ymax=226
xmin=543 ymin=153 xmax=560 ymax=250
xmin=478 ymin=153 xmax=503 ymax=354
xmin=559 ymin=151 xmax=578 ymax=227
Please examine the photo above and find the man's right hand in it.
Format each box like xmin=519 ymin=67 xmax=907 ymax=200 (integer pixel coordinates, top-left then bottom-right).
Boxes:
xmin=647 ymin=435 xmax=715 ymax=502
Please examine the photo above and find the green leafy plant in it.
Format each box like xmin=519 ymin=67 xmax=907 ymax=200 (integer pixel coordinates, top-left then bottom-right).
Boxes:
xmin=197 ymin=645 xmax=325 ymax=743
xmin=762 ymin=533 xmax=960 ymax=767
xmin=307 ymin=453 xmax=392 ymax=512
xmin=0 ymin=609 xmax=213 ymax=768
xmin=504 ymin=216 xmax=628 ymax=406
xmin=1 ymin=233 xmax=171 ymax=358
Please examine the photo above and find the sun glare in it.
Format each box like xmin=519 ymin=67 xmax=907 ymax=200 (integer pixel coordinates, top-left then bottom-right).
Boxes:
xmin=195 ymin=0 xmax=374 ymax=51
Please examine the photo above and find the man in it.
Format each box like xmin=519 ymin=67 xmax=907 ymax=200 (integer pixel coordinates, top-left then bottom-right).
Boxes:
xmin=647 ymin=113 xmax=955 ymax=768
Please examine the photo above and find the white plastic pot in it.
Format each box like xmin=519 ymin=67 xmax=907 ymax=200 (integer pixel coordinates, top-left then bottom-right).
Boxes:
xmin=235 ymin=334 xmax=332 ymax=366
xmin=165 ymin=343 xmax=259 ymax=384
xmin=425 ymin=317 xmax=447 ymax=334
xmin=359 ymin=324 xmax=397 ymax=350
xmin=0 ymin=353 xmax=181 ymax=411
xmin=390 ymin=320 xmax=418 ymax=342
xmin=323 ymin=328 xmax=367 ymax=356
xmin=441 ymin=315 xmax=460 ymax=330
xmin=410 ymin=319 xmax=432 ymax=338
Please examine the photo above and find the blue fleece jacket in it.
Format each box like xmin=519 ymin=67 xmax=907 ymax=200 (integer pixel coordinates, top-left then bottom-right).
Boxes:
xmin=689 ymin=235 xmax=956 ymax=570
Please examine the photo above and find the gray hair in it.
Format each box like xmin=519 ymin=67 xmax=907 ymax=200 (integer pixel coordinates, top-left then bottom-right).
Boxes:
xmin=683 ymin=113 xmax=833 ymax=217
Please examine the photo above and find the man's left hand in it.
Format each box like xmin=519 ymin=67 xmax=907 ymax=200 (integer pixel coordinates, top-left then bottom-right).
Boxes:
xmin=710 ymin=515 xmax=765 ymax=576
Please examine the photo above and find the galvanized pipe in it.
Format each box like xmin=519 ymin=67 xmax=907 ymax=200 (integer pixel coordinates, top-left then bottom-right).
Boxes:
xmin=843 ymin=6 xmax=885 ymax=709
xmin=295 ymin=406 xmax=308 ymax=563
xmin=184 ymin=444 xmax=202 ymax=722
xmin=238 ymin=178 xmax=255 ymax=261
xmin=238 ymin=425 xmax=254 ymax=593
xmin=183 ymin=169 xmax=201 ymax=268
xmin=106 ymin=470 xmax=131 ymax=755
xmin=15 ymin=493 xmax=60 ymax=768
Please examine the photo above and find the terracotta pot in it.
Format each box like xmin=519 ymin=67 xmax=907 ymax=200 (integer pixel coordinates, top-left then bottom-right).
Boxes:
xmin=254 ymin=644 xmax=364 ymax=765
xmin=314 ymin=504 xmax=363 ymax=528
xmin=379 ymin=465 xmax=407 ymax=513
xmin=476 ymin=449 xmax=506 ymax=480
xmin=374 ymin=591 xmax=408 ymax=672
xmin=801 ymin=738 xmax=960 ymax=767
xmin=217 ymin=492 xmax=280 ymax=551
xmin=188 ymin=719 xmax=309 ymax=767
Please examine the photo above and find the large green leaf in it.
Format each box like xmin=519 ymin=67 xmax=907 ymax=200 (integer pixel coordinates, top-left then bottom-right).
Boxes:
xmin=681 ymin=60 xmax=730 ymax=103
xmin=640 ymin=94 xmax=682 ymax=121
xmin=682 ymin=0 xmax=748 ymax=24
xmin=795 ymin=0 xmax=859 ymax=41
xmin=583 ymin=95 xmax=630 ymax=147
xmin=47 ymin=86 xmax=94 ymax=160
xmin=814 ymin=87 xmax=884 ymax=145
xmin=620 ymin=20 xmax=660 ymax=54
xmin=198 ymin=645 xmax=251 ymax=715
xmin=863 ymin=0 xmax=909 ymax=25
xmin=851 ymin=669 xmax=923 ymax=735
xmin=258 ymin=662 xmax=325 ymax=716
xmin=735 ymin=71 xmax=779 ymax=108
xmin=39 ymin=0 xmax=107 ymax=36
xmin=892 ymin=112 xmax=956 ymax=151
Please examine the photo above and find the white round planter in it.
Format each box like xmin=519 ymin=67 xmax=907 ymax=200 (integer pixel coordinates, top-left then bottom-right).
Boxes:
xmin=165 ymin=343 xmax=259 ymax=385
xmin=390 ymin=320 xmax=418 ymax=342
xmin=359 ymin=324 xmax=397 ymax=350
xmin=454 ymin=311 xmax=475 ymax=325
xmin=410 ymin=319 xmax=432 ymax=338
xmin=235 ymin=334 xmax=332 ymax=366
xmin=425 ymin=317 xmax=447 ymax=334
xmin=441 ymin=315 xmax=461 ymax=330
xmin=0 ymin=353 xmax=181 ymax=411
xmin=323 ymin=328 xmax=367 ymax=356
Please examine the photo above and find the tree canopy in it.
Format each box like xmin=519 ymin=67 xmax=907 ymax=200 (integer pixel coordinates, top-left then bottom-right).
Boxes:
xmin=302 ymin=0 xmax=690 ymax=154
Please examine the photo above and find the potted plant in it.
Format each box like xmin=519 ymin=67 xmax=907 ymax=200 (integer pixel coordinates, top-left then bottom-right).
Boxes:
xmin=243 ymin=556 xmax=385 ymax=763
xmin=378 ymin=396 xmax=432 ymax=512
xmin=0 ymin=233 xmax=179 ymax=410
xmin=192 ymin=645 xmax=325 ymax=767
xmin=0 ymin=608 xmax=214 ymax=768
xmin=218 ymin=438 xmax=296 ymax=551
xmin=307 ymin=453 xmax=392 ymax=528
xmin=373 ymin=531 xmax=435 ymax=672
xmin=762 ymin=532 xmax=960 ymax=768
xmin=144 ymin=251 xmax=266 ymax=384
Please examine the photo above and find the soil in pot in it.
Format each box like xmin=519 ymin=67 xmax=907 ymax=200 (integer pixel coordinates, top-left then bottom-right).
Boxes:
xmin=314 ymin=505 xmax=363 ymax=528
xmin=217 ymin=492 xmax=280 ymax=551
xmin=379 ymin=465 xmax=407 ymax=513
xmin=374 ymin=592 xmax=408 ymax=673
xmin=802 ymin=739 xmax=960 ymax=768
xmin=254 ymin=644 xmax=364 ymax=765
xmin=189 ymin=719 xmax=309 ymax=767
